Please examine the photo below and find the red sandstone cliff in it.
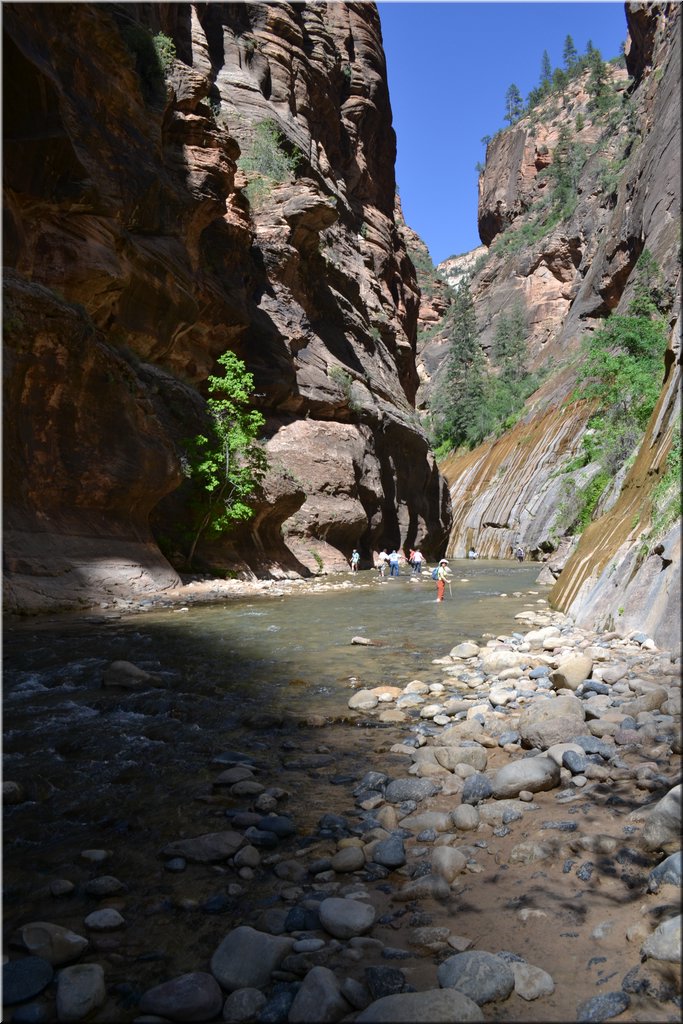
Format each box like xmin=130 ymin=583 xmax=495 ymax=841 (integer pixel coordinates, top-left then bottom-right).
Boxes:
xmin=3 ymin=2 xmax=451 ymax=613
xmin=423 ymin=3 xmax=680 ymax=652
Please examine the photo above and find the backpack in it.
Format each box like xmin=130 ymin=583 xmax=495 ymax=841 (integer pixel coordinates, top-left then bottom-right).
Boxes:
xmin=431 ymin=567 xmax=439 ymax=580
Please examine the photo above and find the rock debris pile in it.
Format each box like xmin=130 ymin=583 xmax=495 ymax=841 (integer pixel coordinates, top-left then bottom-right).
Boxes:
xmin=3 ymin=607 xmax=681 ymax=1022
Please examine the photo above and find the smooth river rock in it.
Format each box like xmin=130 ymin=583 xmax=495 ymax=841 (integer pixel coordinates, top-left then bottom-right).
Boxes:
xmin=492 ymin=756 xmax=560 ymax=798
xmin=210 ymin=926 xmax=294 ymax=991
xmin=139 ymin=971 xmax=224 ymax=1021
xmin=161 ymin=830 xmax=244 ymax=862
xmin=355 ymin=988 xmax=484 ymax=1022
xmin=17 ymin=922 xmax=88 ymax=966
xmin=56 ymin=963 xmax=106 ymax=1022
xmin=437 ymin=950 xmax=515 ymax=1004
xmin=318 ymin=897 xmax=376 ymax=939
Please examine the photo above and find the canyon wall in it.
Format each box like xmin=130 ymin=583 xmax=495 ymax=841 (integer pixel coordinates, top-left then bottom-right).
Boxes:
xmin=3 ymin=2 xmax=451 ymax=613
xmin=426 ymin=2 xmax=680 ymax=653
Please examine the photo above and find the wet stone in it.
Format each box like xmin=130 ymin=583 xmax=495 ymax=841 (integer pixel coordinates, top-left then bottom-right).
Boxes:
xmin=318 ymin=814 xmax=350 ymax=835
xmin=256 ymin=816 xmax=296 ymax=838
xmin=201 ymin=894 xmax=232 ymax=914
xmin=574 ymin=736 xmax=614 ymax=758
xmin=365 ymin=965 xmax=406 ymax=1000
xmin=84 ymin=876 xmax=126 ymax=898
xmin=461 ymin=773 xmax=493 ymax=805
xmin=223 ymin=987 xmax=268 ymax=1022
xmin=244 ymin=827 xmax=279 ymax=849
xmin=578 ymin=681 xmax=610 ymax=696
xmin=3 ymin=957 xmax=54 ymax=1005
xmin=257 ymin=984 xmax=297 ymax=1023
xmin=576 ymin=862 xmax=594 ymax=881
xmin=563 ymin=750 xmax=589 ymax=774
xmin=8 ymin=1002 xmax=55 ymax=1024
xmin=164 ymin=857 xmax=187 ymax=872
xmin=576 ymin=990 xmax=630 ymax=1022
xmin=384 ymin=778 xmax=440 ymax=804
xmin=372 ymin=836 xmax=407 ymax=869
xmin=139 ymin=971 xmax=223 ymax=1021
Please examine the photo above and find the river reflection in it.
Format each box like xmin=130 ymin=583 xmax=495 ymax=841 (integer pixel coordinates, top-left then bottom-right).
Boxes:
xmin=3 ymin=561 xmax=548 ymax=938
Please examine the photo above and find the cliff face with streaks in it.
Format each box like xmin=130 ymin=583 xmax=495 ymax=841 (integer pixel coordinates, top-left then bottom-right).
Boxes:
xmin=3 ymin=2 xmax=451 ymax=613
xmin=420 ymin=3 xmax=681 ymax=652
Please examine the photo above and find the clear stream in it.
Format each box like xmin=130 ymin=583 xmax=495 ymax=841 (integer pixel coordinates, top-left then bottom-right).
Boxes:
xmin=2 ymin=560 xmax=548 ymax=982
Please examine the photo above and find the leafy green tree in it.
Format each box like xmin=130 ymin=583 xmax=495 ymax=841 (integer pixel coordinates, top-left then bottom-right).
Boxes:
xmin=239 ymin=120 xmax=303 ymax=181
xmin=185 ymin=352 xmax=267 ymax=566
xmin=504 ymin=83 xmax=524 ymax=124
xmin=572 ymin=253 xmax=669 ymax=475
xmin=563 ymin=34 xmax=578 ymax=70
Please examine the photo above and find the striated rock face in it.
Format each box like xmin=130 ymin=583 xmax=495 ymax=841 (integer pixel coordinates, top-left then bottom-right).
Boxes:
xmin=3 ymin=2 xmax=451 ymax=612
xmin=432 ymin=3 xmax=680 ymax=651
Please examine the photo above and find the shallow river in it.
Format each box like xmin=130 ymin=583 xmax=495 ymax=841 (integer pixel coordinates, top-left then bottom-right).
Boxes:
xmin=3 ymin=560 xmax=548 ymax=966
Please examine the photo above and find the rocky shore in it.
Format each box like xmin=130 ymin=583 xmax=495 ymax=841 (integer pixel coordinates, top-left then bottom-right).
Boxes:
xmin=3 ymin=596 xmax=681 ymax=1023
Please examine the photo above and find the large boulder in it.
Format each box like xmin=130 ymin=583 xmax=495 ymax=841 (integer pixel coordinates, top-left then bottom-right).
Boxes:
xmin=517 ymin=694 xmax=585 ymax=749
xmin=491 ymin=756 xmax=561 ymax=798
xmin=210 ymin=927 xmax=294 ymax=991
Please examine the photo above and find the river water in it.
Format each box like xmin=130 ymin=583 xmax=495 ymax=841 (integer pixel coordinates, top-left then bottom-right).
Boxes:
xmin=2 ymin=560 xmax=548 ymax=990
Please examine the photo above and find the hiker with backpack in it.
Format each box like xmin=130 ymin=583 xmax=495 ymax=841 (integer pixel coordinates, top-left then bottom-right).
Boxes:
xmin=432 ymin=558 xmax=452 ymax=602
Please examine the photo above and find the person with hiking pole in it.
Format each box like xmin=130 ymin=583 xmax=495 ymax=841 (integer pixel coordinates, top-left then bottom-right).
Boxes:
xmin=434 ymin=558 xmax=452 ymax=602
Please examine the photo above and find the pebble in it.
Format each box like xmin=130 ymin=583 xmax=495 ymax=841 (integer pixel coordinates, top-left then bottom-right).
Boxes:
xmin=83 ymin=908 xmax=125 ymax=931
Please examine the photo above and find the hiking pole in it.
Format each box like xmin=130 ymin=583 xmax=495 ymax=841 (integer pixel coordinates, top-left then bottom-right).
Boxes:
xmin=448 ymin=580 xmax=453 ymax=599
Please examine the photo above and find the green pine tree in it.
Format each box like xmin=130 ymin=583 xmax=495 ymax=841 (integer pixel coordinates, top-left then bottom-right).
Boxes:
xmin=492 ymin=299 xmax=529 ymax=380
xmin=563 ymin=34 xmax=578 ymax=70
xmin=430 ymin=280 xmax=488 ymax=449
xmin=504 ymin=83 xmax=524 ymax=123
xmin=539 ymin=49 xmax=553 ymax=94
xmin=587 ymin=48 xmax=609 ymax=111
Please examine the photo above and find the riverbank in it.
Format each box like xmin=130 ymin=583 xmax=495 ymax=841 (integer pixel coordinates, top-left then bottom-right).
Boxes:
xmin=3 ymin=587 xmax=681 ymax=1023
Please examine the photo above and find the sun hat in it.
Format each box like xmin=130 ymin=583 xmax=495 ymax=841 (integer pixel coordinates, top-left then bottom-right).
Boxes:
xmin=439 ymin=558 xmax=448 ymax=564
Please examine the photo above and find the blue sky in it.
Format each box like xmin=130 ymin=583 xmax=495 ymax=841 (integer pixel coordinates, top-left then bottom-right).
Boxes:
xmin=378 ymin=1 xmax=629 ymax=265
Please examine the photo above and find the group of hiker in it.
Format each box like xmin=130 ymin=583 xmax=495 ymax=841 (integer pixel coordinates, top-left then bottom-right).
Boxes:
xmin=349 ymin=547 xmax=454 ymax=600
xmin=352 ymin=544 xmax=525 ymax=573
xmin=375 ymin=548 xmax=423 ymax=577
xmin=349 ymin=542 xmax=526 ymax=600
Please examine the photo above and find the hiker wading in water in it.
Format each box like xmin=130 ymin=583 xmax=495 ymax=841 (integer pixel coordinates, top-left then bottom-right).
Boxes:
xmin=435 ymin=558 xmax=452 ymax=602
